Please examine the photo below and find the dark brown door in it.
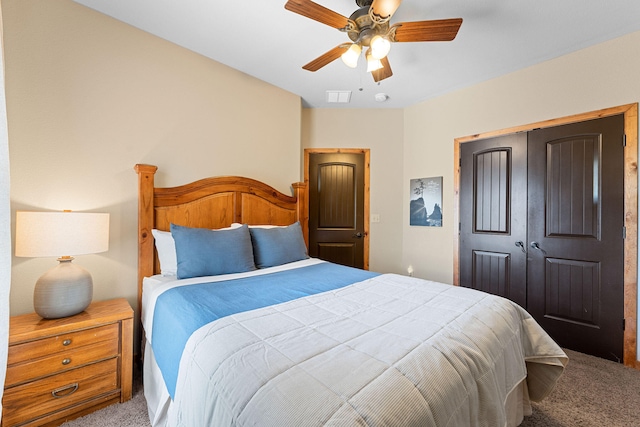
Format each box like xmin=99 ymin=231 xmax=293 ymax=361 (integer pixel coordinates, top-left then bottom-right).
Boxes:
xmin=459 ymin=133 xmax=528 ymax=307
xmin=308 ymin=152 xmax=366 ymax=268
xmin=459 ymin=115 xmax=625 ymax=362
xmin=527 ymin=115 xmax=625 ymax=362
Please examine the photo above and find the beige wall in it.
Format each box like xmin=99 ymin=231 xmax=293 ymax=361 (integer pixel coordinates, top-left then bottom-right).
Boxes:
xmin=403 ymin=30 xmax=640 ymax=284
xmin=5 ymin=0 xmax=302 ymax=320
xmin=301 ymin=108 xmax=404 ymax=274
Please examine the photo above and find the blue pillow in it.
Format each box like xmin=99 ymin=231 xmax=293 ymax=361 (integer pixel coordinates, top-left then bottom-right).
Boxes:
xmin=170 ymin=223 xmax=256 ymax=279
xmin=249 ymin=222 xmax=309 ymax=268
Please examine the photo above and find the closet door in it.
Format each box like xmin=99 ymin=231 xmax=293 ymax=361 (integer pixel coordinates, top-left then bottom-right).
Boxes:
xmin=459 ymin=114 xmax=625 ymax=362
xmin=459 ymin=133 xmax=528 ymax=307
xmin=527 ymin=115 xmax=625 ymax=362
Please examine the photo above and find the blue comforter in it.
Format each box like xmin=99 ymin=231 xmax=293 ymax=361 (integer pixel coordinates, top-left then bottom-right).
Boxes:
xmin=151 ymin=262 xmax=379 ymax=399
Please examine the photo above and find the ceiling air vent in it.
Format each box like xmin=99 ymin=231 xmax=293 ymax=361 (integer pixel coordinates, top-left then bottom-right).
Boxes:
xmin=326 ymin=91 xmax=351 ymax=104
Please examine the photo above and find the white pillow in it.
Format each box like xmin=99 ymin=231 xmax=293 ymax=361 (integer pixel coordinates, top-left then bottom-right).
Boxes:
xmin=151 ymin=229 xmax=178 ymax=276
xmin=152 ymin=223 xmax=242 ymax=277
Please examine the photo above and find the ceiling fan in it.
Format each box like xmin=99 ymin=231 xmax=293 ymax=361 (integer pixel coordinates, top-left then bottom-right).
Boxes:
xmin=284 ymin=0 xmax=463 ymax=82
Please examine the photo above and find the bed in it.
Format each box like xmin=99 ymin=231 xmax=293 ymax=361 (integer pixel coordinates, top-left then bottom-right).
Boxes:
xmin=134 ymin=164 xmax=568 ymax=427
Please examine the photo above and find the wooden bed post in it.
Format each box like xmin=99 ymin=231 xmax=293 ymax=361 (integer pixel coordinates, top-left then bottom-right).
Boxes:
xmin=134 ymin=164 xmax=158 ymax=317
xmin=293 ymin=182 xmax=309 ymax=249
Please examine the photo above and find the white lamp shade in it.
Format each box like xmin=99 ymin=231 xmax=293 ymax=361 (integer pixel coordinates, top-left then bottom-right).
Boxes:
xmin=370 ymin=35 xmax=391 ymax=60
xmin=366 ymin=55 xmax=383 ymax=72
xmin=15 ymin=211 xmax=110 ymax=258
xmin=364 ymin=47 xmax=383 ymax=73
xmin=341 ymin=43 xmax=361 ymax=68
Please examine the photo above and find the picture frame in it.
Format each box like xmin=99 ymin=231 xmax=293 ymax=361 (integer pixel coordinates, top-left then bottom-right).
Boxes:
xmin=410 ymin=177 xmax=443 ymax=227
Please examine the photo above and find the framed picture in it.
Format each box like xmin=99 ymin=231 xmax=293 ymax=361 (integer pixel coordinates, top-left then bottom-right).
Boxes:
xmin=410 ymin=177 xmax=443 ymax=227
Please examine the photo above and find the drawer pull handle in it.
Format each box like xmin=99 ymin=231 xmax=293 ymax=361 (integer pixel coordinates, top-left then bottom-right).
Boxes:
xmin=62 ymin=358 xmax=71 ymax=365
xmin=62 ymin=339 xmax=72 ymax=346
xmin=51 ymin=383 xmax=78 ymax=398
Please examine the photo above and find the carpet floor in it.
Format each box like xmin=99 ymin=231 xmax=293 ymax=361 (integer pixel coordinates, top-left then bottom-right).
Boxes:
xmin=519 ymin=349 xmax=640 ymax=427
xmin=62 ymin=349 xmax=640 ymax=426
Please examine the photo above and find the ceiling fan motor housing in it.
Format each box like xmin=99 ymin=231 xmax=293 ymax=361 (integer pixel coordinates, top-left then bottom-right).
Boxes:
xmin=347 ymin=7 xmax=389 ymax=46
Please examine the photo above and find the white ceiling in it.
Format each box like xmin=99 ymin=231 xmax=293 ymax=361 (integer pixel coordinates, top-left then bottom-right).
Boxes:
xmin=73 ymin=0 xmax=640 ymax=109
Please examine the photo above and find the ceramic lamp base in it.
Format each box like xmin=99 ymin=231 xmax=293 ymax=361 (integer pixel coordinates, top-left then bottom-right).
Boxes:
xmin=33 ymin=258 xmax=93 ymax=319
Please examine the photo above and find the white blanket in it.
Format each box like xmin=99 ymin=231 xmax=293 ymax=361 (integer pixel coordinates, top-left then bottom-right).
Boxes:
xmin=164 ymin=273 xmax=567 ymax=426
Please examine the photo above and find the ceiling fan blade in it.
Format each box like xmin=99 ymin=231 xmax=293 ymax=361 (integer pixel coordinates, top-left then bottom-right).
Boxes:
xmin=370 ymin=0 xmax=402 ymax=22
xmin=372 ymin=56 xmax=393 ymax=82
xmin=391 ymin=18 xmax=463 ymax=43
xmin=303 ymin=45 xmax=350 ymax=72
xmin=285 ymin=0 xmax=350 ymax=29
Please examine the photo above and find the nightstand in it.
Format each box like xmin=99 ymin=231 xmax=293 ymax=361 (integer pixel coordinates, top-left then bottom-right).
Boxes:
xmin=2 ymin=298 xmax=133 ymax=427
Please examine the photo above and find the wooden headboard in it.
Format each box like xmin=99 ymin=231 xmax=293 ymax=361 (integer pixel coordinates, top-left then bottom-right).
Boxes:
xmin=134 ymin=164 xmax=308 ymax=314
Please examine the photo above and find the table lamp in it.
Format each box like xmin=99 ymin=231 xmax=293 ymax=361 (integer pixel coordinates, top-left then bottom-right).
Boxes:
xmin=15 ymin=211 xmax=110 ymax=319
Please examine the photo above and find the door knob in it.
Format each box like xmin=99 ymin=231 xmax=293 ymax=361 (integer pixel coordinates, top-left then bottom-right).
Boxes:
xmin=353 ymin=232 xmax=363 ymax=238
xmin=530 ymin=241 xmax=547 ymax=254
xmin=515 ymin=241 xmax=526 ymax=253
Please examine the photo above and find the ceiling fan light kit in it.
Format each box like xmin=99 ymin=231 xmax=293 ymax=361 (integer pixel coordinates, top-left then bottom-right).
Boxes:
xmin=341 ymin=43 xmax=362 ymax=68
xmin=285 ymin=0 xmax=462 ymax=83
xmin=366 ymin=0 xmax=401 ymax=23
xmin=370 ymin=35 xmax=391 ymax=59
xmin=365 ymin=48 xmax=383 ymax=72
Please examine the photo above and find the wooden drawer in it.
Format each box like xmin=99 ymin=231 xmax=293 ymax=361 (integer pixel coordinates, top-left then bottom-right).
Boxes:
xmin=5 ymin=339 xmax=119 ymax=387
xmin=2 ymin=299 xmax=133 ymax=427
xmin=7 ymin=323 xmax=119 ymax=365
xmin=2 ymin=358 xmax=118 ymax=427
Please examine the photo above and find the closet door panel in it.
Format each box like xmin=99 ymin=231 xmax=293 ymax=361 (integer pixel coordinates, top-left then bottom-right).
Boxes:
xmin=528 ymin=114 xmax=624 ymax=362
xmin=474 ymin=150 xmax=509 ymax=233
xmin=459 ymin=133 xmax=528 ymax=307
xmin=546 ymin=135 xmax=600 ymax=239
